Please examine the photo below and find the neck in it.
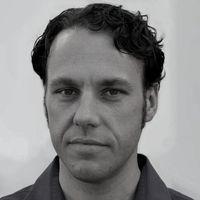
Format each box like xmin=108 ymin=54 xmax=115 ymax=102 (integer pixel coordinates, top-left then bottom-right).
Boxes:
xmin=59 ymin=153 xmax=141 ymax=200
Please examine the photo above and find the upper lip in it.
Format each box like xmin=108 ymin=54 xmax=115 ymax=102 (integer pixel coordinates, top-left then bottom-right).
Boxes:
xmin=69 ymin=138 xmax=106 ymax=146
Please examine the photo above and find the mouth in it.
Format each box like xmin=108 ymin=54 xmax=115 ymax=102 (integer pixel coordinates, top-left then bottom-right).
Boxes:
xmin=69 ymin=138 xmax=107 ymax=146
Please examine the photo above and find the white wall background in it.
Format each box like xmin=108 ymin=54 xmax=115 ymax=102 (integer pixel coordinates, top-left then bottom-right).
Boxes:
xmin=0 ymin=0 xmax=199 ymax=199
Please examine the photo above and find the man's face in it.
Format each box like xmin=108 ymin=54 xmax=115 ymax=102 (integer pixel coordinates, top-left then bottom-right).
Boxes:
xmin=45 ymin=28 xmax=152 ymax=182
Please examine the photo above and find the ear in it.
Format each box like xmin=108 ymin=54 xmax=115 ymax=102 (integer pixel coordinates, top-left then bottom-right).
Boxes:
xmin=144 ymin=84 xmax=159 ymax=122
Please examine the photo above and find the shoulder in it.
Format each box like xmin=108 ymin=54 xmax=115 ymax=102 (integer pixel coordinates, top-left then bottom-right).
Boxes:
xmin=0 ymin=186 xmax=32 ymax=200
xmin=168 ymin=188 xmax=194 ymax=200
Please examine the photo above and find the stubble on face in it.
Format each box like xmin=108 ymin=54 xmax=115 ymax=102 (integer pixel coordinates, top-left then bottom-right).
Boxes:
xmin=44 ymin=28 xmax=148 ymax=183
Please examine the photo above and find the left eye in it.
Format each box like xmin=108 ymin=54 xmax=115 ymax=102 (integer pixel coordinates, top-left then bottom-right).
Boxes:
xmin=102 ymin=88 xmax=125 ymax=99
xmin=102 ymin=89 xmax=123 ymax=97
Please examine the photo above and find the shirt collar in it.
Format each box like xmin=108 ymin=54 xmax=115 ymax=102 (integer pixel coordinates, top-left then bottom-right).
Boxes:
xmin=134 ymin=154 xmax=172 ymax=200
xmin=25 ymin=154 xmax=172 ymax=200
xmin=25 ymin=156 xmax=65 ymax=200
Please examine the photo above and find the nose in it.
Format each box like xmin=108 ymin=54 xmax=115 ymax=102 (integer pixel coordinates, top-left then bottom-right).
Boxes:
xmin=73 ymin=92 xmax=100 ymax=128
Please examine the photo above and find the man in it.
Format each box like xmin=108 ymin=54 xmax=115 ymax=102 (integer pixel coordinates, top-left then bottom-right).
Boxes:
xmin=1 ymin=3 xmax=193 ymax=200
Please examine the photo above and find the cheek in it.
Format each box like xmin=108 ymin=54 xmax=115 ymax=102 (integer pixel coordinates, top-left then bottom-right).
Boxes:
xmin=46 ymin=97 xmax=73 ymax=128
xmin=45 ymin=98 xmax=74 ymax=151
xmin=112 ymin=98 xmax=144 ymax=126
xmin=109 ymin=99 xmax=144 ymax=146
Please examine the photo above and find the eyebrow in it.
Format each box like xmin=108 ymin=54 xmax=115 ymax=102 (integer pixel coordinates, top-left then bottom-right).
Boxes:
xmin=50 ymin=77 xmax=80 ymax=88
xmin=97 ymin=78 xmax=133 ymax=89
xmin=49 ymin=77 xmax=133 ymax=90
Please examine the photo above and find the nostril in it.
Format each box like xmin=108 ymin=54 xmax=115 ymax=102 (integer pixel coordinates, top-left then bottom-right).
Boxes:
xmin=73 ymin=110 xmax=100 ymax=128
xmin=73 ymin=116 xmax=98 ymax=128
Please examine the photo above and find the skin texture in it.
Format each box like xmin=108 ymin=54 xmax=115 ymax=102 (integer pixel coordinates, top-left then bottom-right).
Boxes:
xmin=44 ymin=28 xmax=158 ymax=200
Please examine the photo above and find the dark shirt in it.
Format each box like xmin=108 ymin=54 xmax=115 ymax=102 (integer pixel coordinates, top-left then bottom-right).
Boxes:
xmin=0 ymin=154 xmax=193 ymax=200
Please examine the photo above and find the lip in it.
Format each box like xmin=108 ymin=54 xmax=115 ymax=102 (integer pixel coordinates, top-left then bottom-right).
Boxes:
xmin=69 ymin=138 xmax=107 ymax=146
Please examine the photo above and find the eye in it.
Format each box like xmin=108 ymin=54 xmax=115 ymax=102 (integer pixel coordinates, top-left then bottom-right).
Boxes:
xmin=101 ymin=88 xmax=126 ymax=100
xmin=104 ymin=89 xmax=122 ymax=96
xmin=62 ymin=89 xmax=76 ymax=96
xmin=55 ymin=88 xmax=79 ymax=97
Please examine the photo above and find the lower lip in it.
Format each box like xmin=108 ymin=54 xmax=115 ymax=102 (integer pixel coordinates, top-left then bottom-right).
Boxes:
xmin=68 ymin=143 xmax=108 ymax=153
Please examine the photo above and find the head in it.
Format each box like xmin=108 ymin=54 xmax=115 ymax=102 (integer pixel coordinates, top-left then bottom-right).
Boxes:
xmin=31 ymin=3 xmax=165 ymax=182
xmin=32 ymin=3 xmax=164 ymax=89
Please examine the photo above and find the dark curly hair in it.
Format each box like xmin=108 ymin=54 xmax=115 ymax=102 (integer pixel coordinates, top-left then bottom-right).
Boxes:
xmin=31 ymin=3 xmax=165 ymax=89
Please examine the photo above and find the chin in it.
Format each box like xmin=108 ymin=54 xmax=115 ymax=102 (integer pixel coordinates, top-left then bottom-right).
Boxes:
xmin=68 ymin=160 xmax=114 ymax=183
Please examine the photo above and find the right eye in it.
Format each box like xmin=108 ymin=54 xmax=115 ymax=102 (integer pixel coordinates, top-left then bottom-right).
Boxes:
xmin=55 ymin=88 xmax=79 ymax=98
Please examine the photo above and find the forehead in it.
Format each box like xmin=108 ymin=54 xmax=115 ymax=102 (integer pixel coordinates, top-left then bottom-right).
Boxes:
xmin=47 ymin=28 xmax=143 ymax=85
